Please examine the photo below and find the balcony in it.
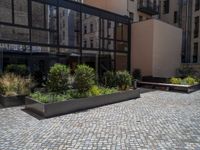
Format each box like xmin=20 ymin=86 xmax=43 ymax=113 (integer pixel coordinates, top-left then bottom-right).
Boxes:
xmin=138 ymin=1 xmax=159 ymax=16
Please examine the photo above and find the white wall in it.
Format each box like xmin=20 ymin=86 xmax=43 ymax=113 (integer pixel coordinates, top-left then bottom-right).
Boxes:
xmin=152 ymin=19 xmax=182 ymax=78
xmin=132 ymin=19 xmax=182 ymax=78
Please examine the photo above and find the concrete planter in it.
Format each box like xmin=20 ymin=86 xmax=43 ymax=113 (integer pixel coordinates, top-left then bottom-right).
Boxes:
xmin=138 ymin=81 xmax=200 ymax=93
xmin=25 ymin=89 xmax=140 ymax=118
xmin=0 ymin=95 xmax=25 ymax=107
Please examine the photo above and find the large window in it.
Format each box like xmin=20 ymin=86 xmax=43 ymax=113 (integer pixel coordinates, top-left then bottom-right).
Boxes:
xmin=116 ymin=23 xmax=128 ymax=51
xmin=0 ymin=25 xmax=29 ymax=42
xmin=100 ymin=19 xmax=115 ymax=51
xmin=82 ymin=13 xmax=99 ymax=49
xmin=0 ymin=0 xmax=131 ymax=74
xmin=0 ymin=0 xmax=12 ymax=23
xmin=14 ymin=0 xmax=28 ymax=25
xmin=59 ymin=8 xmax=80 ymax=48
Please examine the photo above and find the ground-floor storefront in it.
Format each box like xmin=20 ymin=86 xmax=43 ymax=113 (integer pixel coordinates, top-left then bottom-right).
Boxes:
xmin=0 ymin=0 xmax=131 ymax=76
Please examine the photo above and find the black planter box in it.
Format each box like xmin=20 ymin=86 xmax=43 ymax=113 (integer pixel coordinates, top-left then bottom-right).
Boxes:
xmin=25 ymin=89 xmax=140 ymax=118
xmin=138 ymin=81 xmax=200 ymax=93
xmin=0 ymin=95 xmax=25 ymax=107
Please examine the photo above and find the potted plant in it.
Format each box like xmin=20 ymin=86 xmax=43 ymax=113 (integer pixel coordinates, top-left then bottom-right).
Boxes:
xmin=25 ymin=64 xmax=140 ymax=118
xmin=0 ymin=73 xmax=32 ymax=107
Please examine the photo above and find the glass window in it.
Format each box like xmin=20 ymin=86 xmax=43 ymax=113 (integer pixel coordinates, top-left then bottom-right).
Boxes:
xmin=14 ymin=0 xmax=28 ymax=25
xmin=82 ymin=13 xmax=99 ymax=49
xmin=123 ymin=24 xmax=128 ymax=41
xmin=0 ymin=0 xmax=12 ymax=23
xmin=32 ymin=46 xmax=57 ymax=53
xmin=99 ymin=51 xmax=115 ymax=76
xmin=46 ymin=5 xmax=57 ymax=30
xmin=0 ymin=25 xmax=29 ymax=42
xmin=116 ymin=41 xmax=128 ymax=51
xmin=101 ymin=19 xmax=115 ymax=39
xmin=116 ymin=23 xmax=123 ymax=40
xmin=116 ymin=53 xmax=128 ymax=71
xmin=31 ymin=29 xmax=57 ymax=45
xmin=32 ymin=2 xmax=45 ymax=28
xmin=59 ymin=8 xmax=80 ymax=47
xmin=116 ymin=23 xmax=128 ymax=41
xmin=82 ymin=50 xmax=99 ymax=73
xmin=0 ymin=43 xmax=30 ymax=52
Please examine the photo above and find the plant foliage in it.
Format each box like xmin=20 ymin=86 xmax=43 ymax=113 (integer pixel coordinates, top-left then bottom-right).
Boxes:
xmin=74 ymin=64 xmax=95 ymax=93
xmin=47 ymin=64 xmax=70 ymax=94
xmin=116 ymin=71 xmax=132 ymax=90
xmin=0 ymin=73 xmax=31 ymax=96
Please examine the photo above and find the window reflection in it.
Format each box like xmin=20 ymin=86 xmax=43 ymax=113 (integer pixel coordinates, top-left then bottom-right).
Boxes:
xmin=59 ymin=8 xmax=80 ymax=47
xmin=14 ymin=0 xmax=28 ymax=25
xmin=0 ymin=0 xmax=12 ymax=23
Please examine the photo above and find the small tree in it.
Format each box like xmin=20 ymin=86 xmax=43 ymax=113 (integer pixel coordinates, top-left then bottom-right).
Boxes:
xmin=47 ymin=64 xmax=70 ymax=94
xmin=103 ymin=71 xmax=117 ymax=88
xmin=75 ymin=64 xmax=95 ymax=93
xmin=116 ymin=71 xmax=132 ymax=90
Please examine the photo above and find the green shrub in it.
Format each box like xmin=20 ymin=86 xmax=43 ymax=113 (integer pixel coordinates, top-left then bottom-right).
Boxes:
xmin=103 ymin=71 xmax=117 ymax=88
xmin=99 ymin=87 xmax=118 ymax=95
xmin=47 ymin=64 xmax=70 ymax=94
xmin=170 ymin=76 xmax=198 ymax=85
xmin=30 ymin=92 xmax=71 ymax=104
xmin=5 ymin=64 xmax=29 ymax=76
xmin=75 ymin=64 xmax=95 ymax=93
xmin=132 ymin=69 xmax=142 ymax=80
xmin=89 ymin=85 xmax=101 ymax=96
xmin=170 ymin=77 xmax=182 ymax=85
xmin=182 ymin=76 xmax=198 ymax=85
xmin=0 ymin=73 xmax=31 ymax=96
xmin=116 ymin=71 xmax=132 ymax=90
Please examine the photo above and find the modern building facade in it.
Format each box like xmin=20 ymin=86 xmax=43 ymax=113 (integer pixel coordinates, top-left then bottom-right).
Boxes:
xmin=83 ymin=0 xmax=182 ymax=78
xmin=0 ymin=0 xmax=183 ymax=78
xmin=0 ymin=0 xmax=131 ymax=77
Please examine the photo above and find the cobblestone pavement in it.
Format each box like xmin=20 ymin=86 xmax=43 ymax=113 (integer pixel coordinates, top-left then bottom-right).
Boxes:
xmin=0 ymin=89 xmax=200 ymax=150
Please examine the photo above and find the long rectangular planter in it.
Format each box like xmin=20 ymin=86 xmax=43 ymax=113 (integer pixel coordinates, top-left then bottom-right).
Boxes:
xmin=25 ymin=89 xmax=140 ymax=118
xmin=138 ymin=81 xmax=200 ymax=93
xmin=0 ymin=95 xmax=25 ymax=107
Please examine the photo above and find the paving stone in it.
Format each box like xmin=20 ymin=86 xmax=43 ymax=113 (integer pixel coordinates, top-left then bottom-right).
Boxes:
xmin=0 ymin=89 xmax=200 ymax=149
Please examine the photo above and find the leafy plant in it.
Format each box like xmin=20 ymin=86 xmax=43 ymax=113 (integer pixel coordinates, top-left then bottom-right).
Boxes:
xmin=103 ymin=71 xmax=117 ymax=88
xmin=170 ymin=76 xmax=198 ymax=85
xmin=0 ymin=73 xmax=32 ymax=96
xmin=74 ymin=64 xmax=95 ymax=93
xmin=30 ymin=92 xmax=71 ymax=104
xmin=99 ymin=87 xmax=118 ymax=95
xmin=116 ymin=71 xmax=132 ymax=90
xmin=89 ymin=85 xmax=101 ymax=96
xmin=182 ymin=76 xmax=198 ymax=85
xmin=5 ymin=64 xmax=29 ymax=76
xmin=47 ymin=64 xmax=70 ymax=94
xmin=170 ymin=77 xmax=182 ymax=85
